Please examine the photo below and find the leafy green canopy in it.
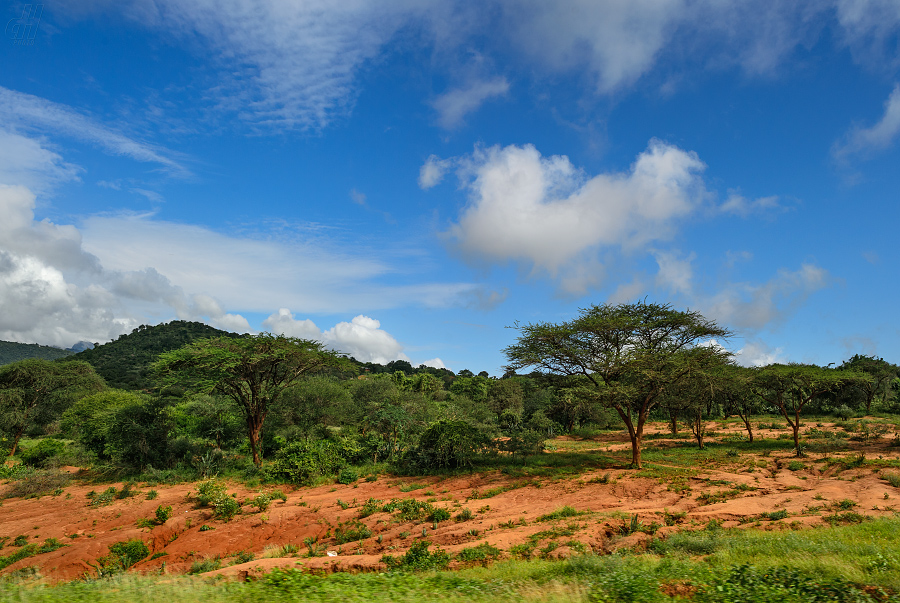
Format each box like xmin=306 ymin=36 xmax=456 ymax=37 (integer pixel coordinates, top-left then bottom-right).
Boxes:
xmin=504 ymin=301 xmax=732 ymax=467
xmin=153 ymin=334 xmax=347 ymax=466
xmin=0 ymin=359 xmax=105 ymax=456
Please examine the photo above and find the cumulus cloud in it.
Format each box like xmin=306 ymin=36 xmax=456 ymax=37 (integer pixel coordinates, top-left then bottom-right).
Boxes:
xmin=432 ymin=77 xmax=509 ymax=128
xmin=833 ymin=84 xmax=900 ymax=158
xmin=0 ymin=87 xmax=188 ymax=176
xmin=0 ymin=130 xmax=81 ymax=195
xmin=263 ymin=309 xmax=415 ymax=365
xmin=653 ymin=250 xmax=695 ymax=295
xmin=437 ymin=139 xmax=706 ymax=292
xmin=419 ymin=155 xmax=452 ymax=189
xmin=734 ymin=338 xmax=786 ymax=367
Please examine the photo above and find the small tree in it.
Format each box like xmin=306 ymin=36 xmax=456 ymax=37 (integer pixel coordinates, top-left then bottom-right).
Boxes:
xmin=153 ymin=334 xmax=346 ymax=467
xmin=504 ymin=301 xmax=732 ymax=468
xmin=838 ymin=355 xmax=898 ymax=414
xmin=752 ymin=364 xmax=867 ymax=456
xmin=0 ymin=359 xmax=105 ymax=456
xmin=717 ymin=364 xmax=760 ymax=442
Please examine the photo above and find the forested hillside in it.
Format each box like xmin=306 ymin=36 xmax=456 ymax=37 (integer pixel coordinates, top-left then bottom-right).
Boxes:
xmin=0 ymin=341 xmax=74 ymax=365
xmin=70 ymin=321 xmax=243 ymax=390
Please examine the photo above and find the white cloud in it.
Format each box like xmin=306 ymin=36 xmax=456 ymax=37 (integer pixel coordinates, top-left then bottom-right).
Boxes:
xmin=0 ymin=87 xmax=189 ymax=176
xmin=703 ymin=263 xmax=831 ymax=331
xmin=113 ymin=0 xmax=423 ymax=131
xmin=833 ymin=84 xmax=900 ymax=158
xmin=438 ymin=139 xmax=706 ymax=292
xmin=734 ymin=339 xmax=785 ymax=367
xmin=81 ymin=212 xmax=476 ymax=314
xmin=418 ymin=154 xmax=452 ymax=189
xmin=432 ymin=77 xmax=509 ymax=129
xmin=263 ymin=309 xmax=412 ymax=365
xmin=419 ymin=357 xmax=446 ymax=369
xmin=720 ymin=193 xmax=781 ymax=217
xmin=0 ymin=130 xmax=81 ymax=195
xmin=653 ymin=250 xmax=695 ymax=295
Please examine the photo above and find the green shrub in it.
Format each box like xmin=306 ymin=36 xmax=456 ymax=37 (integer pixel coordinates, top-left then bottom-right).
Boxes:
xmin=428 ymin=507 xmax=451 ymax=522
xmin=13 ymin=536 xmax=29 ymax=547
xmin=381 ymin=541 xmax=450 ymax=572
xmin=248 ymin=492 xmax=272 ymax=512
xmin=456 ymin=543 xmax=502 ymax=564
xmin=195 ymin=480 xmax=227 ymax=507
xmin=337 ymin=468 xmax=358 ymax=484
xmin=334 ymin=521 xmax=372 ymax=544
xmin=188 ymin=557 xmax=222 ymax=574
xmin=19 ymin=438 xmax=66 ymax=468
xmin=761 ymin=509 xmax=788 ymax=521
xmin=536 ymin=506 xmax=584 ymax=522
xmin=154 ymin=505 xmax=173 ymax=524
xmin=403 ymin=420 xmax=494 ymax=470
xmin=358 ymin=498 xmax=384 ymax=518
xmin=455 ymin=508 xmax=473 ymax=522
xmin=2 ymin=469 xmax=70 ymax=499
xmin=232 ymin=550 xmax=255 ymax=564
xmin=213 ymin=495 xmax=241 ymax=521
xmin=265 ymin=440 xmax=347 ymax=484
xmin=98 ymin=539 xmax=150 ymax=574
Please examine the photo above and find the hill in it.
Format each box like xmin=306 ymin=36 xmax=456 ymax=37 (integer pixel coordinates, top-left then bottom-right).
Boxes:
xmin=71 ymin=320 xmax=243 ymax=390
xmin=0 ymin=341 xmax=75 ymax=365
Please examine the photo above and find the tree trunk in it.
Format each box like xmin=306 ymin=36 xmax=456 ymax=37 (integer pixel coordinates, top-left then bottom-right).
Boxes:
xmin=8 ymin=425 xmax=26 ymax=457
xmin=739 ymin=413 xmax=754 ymax=443
xmin=630 ymin=433 xmax=643 ymax=468
xmin=247 ymin=417 xmax=263 ymax=467
xmin=669 ymin=411 xmax=679 ymax=434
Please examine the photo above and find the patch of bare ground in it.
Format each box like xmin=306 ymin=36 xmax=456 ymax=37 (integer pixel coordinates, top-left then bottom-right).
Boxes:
xmin=2 ymin=419 xmax=899 ymax=582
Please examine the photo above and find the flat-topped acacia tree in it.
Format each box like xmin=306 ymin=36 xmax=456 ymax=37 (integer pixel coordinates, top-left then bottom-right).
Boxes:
xmin=504 ymin=301 xmax=732 ymax=468
xmin=153 ymin=334 xmax=347 ymax=467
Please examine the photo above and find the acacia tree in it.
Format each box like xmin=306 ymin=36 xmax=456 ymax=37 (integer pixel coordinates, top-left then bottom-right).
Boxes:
xmin=717 ymin=364 xmax=761 ymax=442
xmin=504 ymin=301 xmax=732 ymax=468
xmin=0 ymin=359 xmax=105 ymax=456
xmin=838 ymin=355 xmax=898 ymax=413
xmin=752 ymin=363 xmax=867 ymax=456
xmin=153 ymin=334 xmax=346 ymax=467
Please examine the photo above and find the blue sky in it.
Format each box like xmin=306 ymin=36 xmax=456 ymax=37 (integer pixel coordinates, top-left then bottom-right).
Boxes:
xmin=2 ymin=1 xmax=899 ymax=374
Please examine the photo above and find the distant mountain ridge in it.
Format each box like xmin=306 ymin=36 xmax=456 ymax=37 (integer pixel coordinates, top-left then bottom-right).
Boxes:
xmin=0 ymin=340 xmax=76 ymax=365
xmin=71 ymin=321 xmax=243 ymax=390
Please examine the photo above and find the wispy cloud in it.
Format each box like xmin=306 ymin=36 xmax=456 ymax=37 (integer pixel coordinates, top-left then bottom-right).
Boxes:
xmin=0 ymin=87 xmax=190 ymax=177
xmin=432 ymin=77 xmax=509 ymax=128
xmin=833 ymin=83 xmax=900 ymax=159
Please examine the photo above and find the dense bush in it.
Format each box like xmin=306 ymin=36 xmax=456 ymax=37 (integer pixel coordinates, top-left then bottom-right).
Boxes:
xmin=265 ymin=439 xmax=347 ymax=484
xmin=19 ymin=438 xmax=66 ymax=468
xmin=402 ymin=420 xmax=494 ymax=470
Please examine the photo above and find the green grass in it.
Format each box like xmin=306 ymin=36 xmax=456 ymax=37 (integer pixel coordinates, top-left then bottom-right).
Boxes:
xmin=6 ymin=523 xmax=900 ymax=602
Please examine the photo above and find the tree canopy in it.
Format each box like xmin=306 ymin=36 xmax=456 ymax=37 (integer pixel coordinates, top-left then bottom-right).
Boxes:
xmin=152 ymin=333 xmax=348 ymax=466
xmin=504 ymin=301 xmax=732 ymax=467
xmin=0 ymin=359 xmax=106 ymax=456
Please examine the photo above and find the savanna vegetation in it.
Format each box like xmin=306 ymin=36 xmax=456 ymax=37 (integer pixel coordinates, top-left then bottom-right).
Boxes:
xmin=2 ymin=301 xmax=900 ymax=601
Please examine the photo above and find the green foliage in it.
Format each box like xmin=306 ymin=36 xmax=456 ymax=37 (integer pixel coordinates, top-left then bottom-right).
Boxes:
xmin=536 ymin=505 xmax=584 ymax=522
xmin=61 ymin=389 xmax=145 ymax=459
xmin=153 ymin=333 xmax=348 ymax=466
xmin=265 ymin=439 xmax=347 ymax=484
xmin=403 ymin=419 xmax=494 ymax=470
xmin=193 ymin=479 xmax=240 ymax=520
xmin=703 ymin=563 xmax=878 ymax=602
xmin=454 ymin=507 xmax=473 ymax=522
xmin=334 ymin=521 xmax=372 ymax=544
xmin=428 ymin=507 xmax=451 ymax=522
xmin=0 ymin=340 xmax=75 ymax=365
xmin=505 ymin=301 xmax=732 ymax=468
xmin=0 ymin=538 xmax=64 ymax=571
xmin=213 ymin=495 xmax=241 ymax=521
xmin=73 ymin=321 xmax=238 ymax=390
xmin=0 ymin=359 xmax=105 ymax=456
xmin=381 ymin=540 xmax=450 ymax=572
xmin=100 ymin=539 xmax=149 ymax=573
xmin=19 ymin=438 xmax=66 ymax=468
xmin=154 ymin=505 xmax=173 ymax=524
xmin=188 ymin=557 xmax=222 ymax=574
xmin=1 ymin=468 xmax=70 ymax=499
xmin=456 ymin=543 xmax=502 ymax=564
xmin=337 ymin=467 xmax=358 ymax=484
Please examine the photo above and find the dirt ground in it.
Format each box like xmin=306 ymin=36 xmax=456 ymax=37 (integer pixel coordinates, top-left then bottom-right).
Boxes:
xmin=3 ymin=420 xmax=900 ymax=583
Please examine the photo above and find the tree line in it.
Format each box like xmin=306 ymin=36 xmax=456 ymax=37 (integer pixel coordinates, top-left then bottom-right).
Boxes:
xmin=1 ymin=302 xmax=897 ymax=478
